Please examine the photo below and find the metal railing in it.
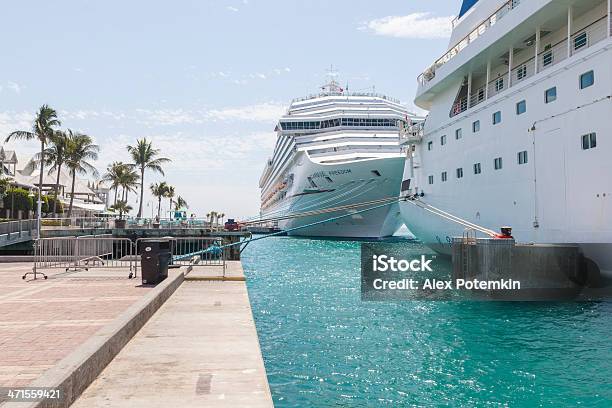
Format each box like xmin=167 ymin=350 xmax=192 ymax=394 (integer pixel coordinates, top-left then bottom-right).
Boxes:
xmin=448 ymin=15 xmax=609 ymax=118
xmin=126 ymin=218 xmax=212 ymax=229
xmin=169 ymin=237 xmax=226 ymax=274
xmin=33 ymin=235 xmax=136 ymax=273
xmin=420 ymin=0 xmax=522 ymax=86
xmin=399 ymin=122 xmax=425 ymax=145
xmin=40 ymin=216 xmax=231 ymax=231
xmin=0 ymin=220 xmax=37 ymax=238
xmin=33 ymin=235 xmax=227 ymax=276
xmin=41 ymin=217 xmax=114 ymax=229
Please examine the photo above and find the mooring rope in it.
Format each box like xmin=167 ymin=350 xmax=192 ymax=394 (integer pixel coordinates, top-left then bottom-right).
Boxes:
xmin=403 ymin=197 xmax=498 ymax=237
xmin=241 ymin=195 xmax=399 ymax=226
xmin=172 ymin=198 xmax=402 ymax=261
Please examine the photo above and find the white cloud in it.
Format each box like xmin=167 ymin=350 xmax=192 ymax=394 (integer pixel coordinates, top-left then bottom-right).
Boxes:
xmin=129 ymin=102 xmax=286 ymax=127
xmin=206 ymin=102 xmax=286 ymax=122
xmin=226 ymin=6 xmax=239 ymax=12
xmin=7 ymin=81 xmax=22 ymax=94
xmin=0 ymin=111 xmax=34 ymax=137
xmin=363 ymin=12 xmax=453 ymax=39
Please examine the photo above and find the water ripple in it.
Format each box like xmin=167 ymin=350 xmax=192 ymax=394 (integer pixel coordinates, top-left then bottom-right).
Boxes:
xmin=242 ymin=237 xmax=612 ymax=407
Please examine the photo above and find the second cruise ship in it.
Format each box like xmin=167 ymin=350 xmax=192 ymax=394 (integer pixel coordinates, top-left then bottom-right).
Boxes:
xmin=259 ymin=78 xmax=420 ymax=238
xmin=400 ymin=0 xmax=612 ymax=279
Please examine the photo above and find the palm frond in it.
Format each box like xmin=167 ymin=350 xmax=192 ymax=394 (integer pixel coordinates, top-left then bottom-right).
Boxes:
xmin=5 ymin=130 xmax=35 ymax=142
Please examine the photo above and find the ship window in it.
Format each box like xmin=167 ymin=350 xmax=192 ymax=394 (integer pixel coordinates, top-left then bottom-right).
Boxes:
xmin=580 ymin=71 xmax=594 ymax=89
xmin=516 ymin=65 xmax=527 ymax=81
xmin=456 ymin=168 xmax=463 ymax=179
xmin=581 ymin=133 xmax=597 ymax=150
xmin=441 ymin=135 xmax=447 ymax=145
xmin=494 ymin=77 xmax=504 ymax=92
xmin=492 ymin=111 xmax=502 ymax=125
xmin=441 ymin=171 xmax=448 ymax=182
xmin=455 ymin=128 xmax=462 ymax=140
xmin=428 ymin=175 xmax=434 ymax=185
xmin=574 ymin=32 xmax=588 ymax=51
xmin=401 ymin=179 xmax=411 ymax=192
xmin=545 ymin=87 xmax=557 ymax=103
xmin=325 ymin=176 xmax=333 ymax=183
xmin=472 ymin=120 xmax=480 ymax=133
xmin=371 ymin=170 xmax=381 ymax=177
xmin=427 ymin=141 xmax=433 ymax=151
xmin=518 ymin=151 xmax=528 ymax=164
xmin=473 ymin=163 xmax=481 ymax=174
xmin=516 ymin=100 xmax=527 ymax=115
xmin=494 ymin=157 xmax=503 ymax=170
xmin=543 ymin=49 xmax=553 ymax=67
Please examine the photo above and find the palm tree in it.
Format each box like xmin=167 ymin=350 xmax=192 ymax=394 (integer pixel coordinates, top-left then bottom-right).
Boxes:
xmin=165 ymin=185 xmax=175 ymax=212
xmin=175 ymin=196 xmax=188 ymax=210
xmin=5 ymin=105 xmax=61 ymax=215
xmin=210 ymin=211 xmax=218 ymax=230
xmin=118 ymin=166 xmax=140 ymax=203
xmin=110 ymin=200 xmax=132 ymax=219
xmin=150 ymin=181 xmax=168 ymax=218
xmin=219 ymin=213 xmax=225 ymax=227
xmin=102 ymin=162 xmax=126 ymax=205
xmin=127 ymin=139 xmax=171 ymax=218
xmin=65 ymin=132 xmax=99 ymax=217
xmin=35 ymin=130 xmax=69 ymax=214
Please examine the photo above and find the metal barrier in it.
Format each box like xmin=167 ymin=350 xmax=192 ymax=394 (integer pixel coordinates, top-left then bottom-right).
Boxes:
xmin=33 ymin=235 xmax=227 ymax=278
xmin=33 ymin=235 xmax=137 ymax=275
xmin=171 ymin=237 xmax=226 ymax=271
xmin=135 ymin=236 xmax=227 ymax=275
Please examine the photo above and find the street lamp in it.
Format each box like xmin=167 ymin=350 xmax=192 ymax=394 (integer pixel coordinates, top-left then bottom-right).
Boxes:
xmin=23 ymin=189 xmax=47 ymax=280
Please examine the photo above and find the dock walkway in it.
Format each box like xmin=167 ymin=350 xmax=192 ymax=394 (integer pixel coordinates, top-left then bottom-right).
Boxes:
xmin=72 ymin=262 xmax=273 ymax=408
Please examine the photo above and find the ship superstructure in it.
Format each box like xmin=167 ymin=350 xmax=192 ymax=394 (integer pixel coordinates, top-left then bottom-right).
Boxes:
xmin=400 ymin=0 xmax=612 ymax=278
xmin=260 ymin=79 xmax=420 ymax=238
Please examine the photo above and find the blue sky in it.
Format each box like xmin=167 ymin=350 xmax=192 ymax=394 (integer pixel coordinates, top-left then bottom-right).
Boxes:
xmin=0 ymin=0 xmax=458 ymax=218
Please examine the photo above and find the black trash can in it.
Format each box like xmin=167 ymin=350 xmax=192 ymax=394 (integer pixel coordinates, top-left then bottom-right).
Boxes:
xmin=141 ymin=239 xmax=171 ymax=285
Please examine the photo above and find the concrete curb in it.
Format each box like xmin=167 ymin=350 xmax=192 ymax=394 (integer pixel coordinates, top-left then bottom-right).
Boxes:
xmin=185 ymin=276 xmax=246 ymax=282
xmin=3 ymin=270 xmax=185 ymax=408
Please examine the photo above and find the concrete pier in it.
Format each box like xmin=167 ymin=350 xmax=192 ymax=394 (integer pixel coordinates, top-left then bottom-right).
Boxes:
xmin=72 ymin=261 xmax=273 ymax=408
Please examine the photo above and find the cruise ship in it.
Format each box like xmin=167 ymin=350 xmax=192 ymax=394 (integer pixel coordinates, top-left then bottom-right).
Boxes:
xmin=399 ymin=0 xmax=612 ymax=279
xmin=259 ymin=79 xmax=419 ymax=238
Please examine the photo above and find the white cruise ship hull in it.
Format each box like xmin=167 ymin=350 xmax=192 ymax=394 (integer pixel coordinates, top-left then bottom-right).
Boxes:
xmin=401 ymin=32 xmax=612 ymax=279
xmin=263 ymin=155 xmax=404 ymax=238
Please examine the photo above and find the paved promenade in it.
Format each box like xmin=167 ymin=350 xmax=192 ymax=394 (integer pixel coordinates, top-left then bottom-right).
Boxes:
xmin=0 ymin=264 xmax=152 ymax=389
xmin=73 ymin=262 xmax=273 ymax=407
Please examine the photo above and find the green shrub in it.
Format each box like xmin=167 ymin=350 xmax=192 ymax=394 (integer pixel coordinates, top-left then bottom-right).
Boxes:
xmin=3 ymin=188 xmax=33 ymax=212
xmin=41 ymin=195 xmax=64 ymax=215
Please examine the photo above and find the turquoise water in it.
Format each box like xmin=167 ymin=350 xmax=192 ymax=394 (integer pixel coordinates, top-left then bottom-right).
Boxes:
xmin=242 ymin=237 xmax=612 ymax=407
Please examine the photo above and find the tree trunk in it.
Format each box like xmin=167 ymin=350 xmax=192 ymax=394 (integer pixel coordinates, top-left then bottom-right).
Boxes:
xmin=67 ymin=170 xmax=76 ymax=218
xmin=137 ymin=166 xmax=144 ymax=218
xmin=52 ymin=163 xmax=62 ymax=214
xmin=37 ymin=140 xmax=45 ymax=218
xmin=157 ymin=196 xmax=161 ymax=218
xmin=169 ymin=198 xmax=172 ymax=213
xmin=113 ymin=187 xmax=118 ymax=206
